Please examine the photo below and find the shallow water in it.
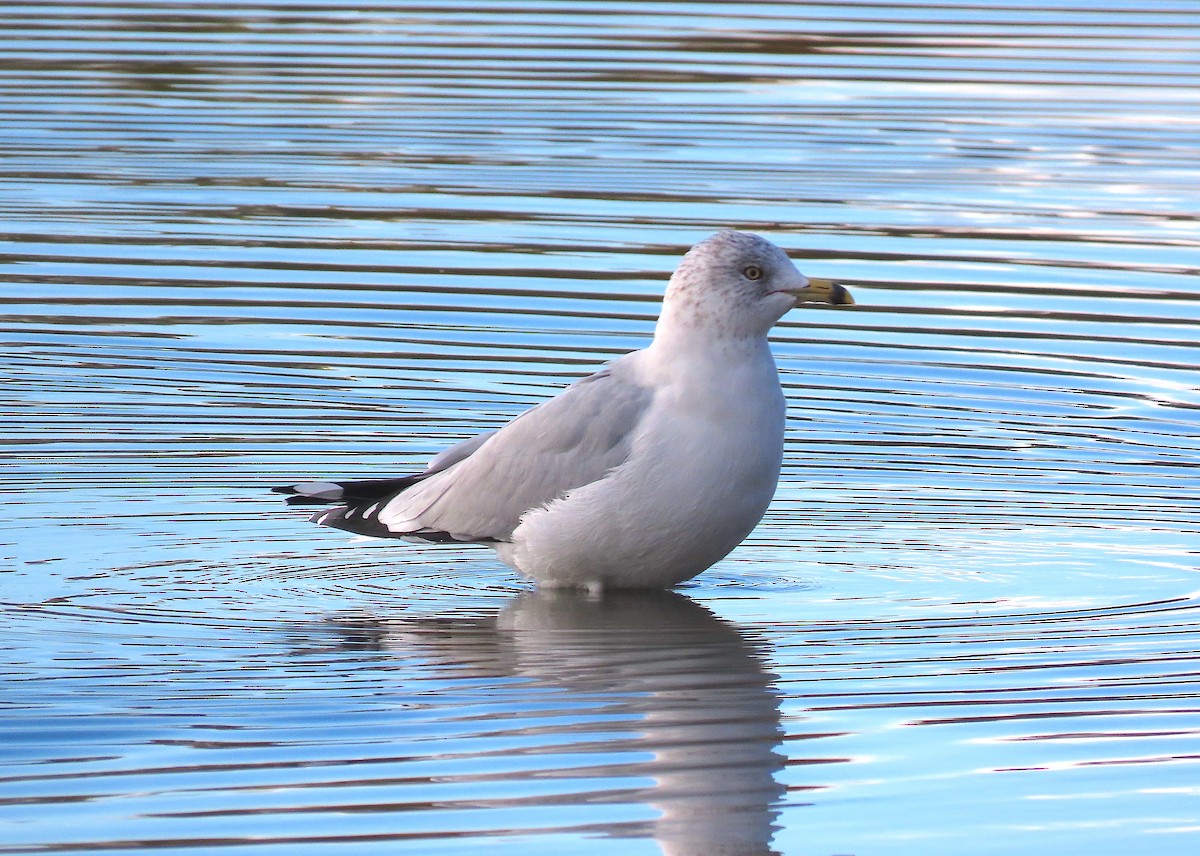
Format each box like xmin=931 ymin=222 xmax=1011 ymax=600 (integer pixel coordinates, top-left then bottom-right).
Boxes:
xmin=2 ymin=1 xmax=1199 ymax=853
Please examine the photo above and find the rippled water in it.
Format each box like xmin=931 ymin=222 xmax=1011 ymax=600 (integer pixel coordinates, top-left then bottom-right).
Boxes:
xmin=3 ymin=2 xmax=1199 ymax=853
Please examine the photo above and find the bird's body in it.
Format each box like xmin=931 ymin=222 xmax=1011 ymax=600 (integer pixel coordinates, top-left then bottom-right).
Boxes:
xmin=276 ymin=230 xmax=853 ymax=590
xmin=496 ymin=333 xmax=786 ymax=589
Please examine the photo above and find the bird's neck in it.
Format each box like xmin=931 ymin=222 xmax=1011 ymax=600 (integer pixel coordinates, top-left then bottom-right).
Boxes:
xmin=647 ymin=316 xmax=775 ymax=379
xmin=651 ymin=306 xmax=770 ymax=357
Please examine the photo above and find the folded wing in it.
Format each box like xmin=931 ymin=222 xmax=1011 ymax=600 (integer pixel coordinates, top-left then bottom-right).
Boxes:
xmin=291 ymin=362 xmax=654 ymax=543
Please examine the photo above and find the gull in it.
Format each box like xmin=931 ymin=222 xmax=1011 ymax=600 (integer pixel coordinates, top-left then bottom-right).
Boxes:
xmin=275 ymin=230 xmax=853 ymax=590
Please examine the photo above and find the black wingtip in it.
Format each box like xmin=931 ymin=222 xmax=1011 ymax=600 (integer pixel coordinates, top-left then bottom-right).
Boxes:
xmin=306 ymin=503 xmax=499 ymax=544
xmin=284 ymin=495 xmax=336 ymax=506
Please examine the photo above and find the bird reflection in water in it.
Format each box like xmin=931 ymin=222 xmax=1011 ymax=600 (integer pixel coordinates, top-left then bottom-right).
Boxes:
xmin=323 ymin=590 xmax=786 ymax=856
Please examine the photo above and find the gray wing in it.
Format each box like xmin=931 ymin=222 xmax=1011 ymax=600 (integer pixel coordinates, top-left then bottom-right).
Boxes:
xmin=372 ymin=363 xmax=653 ymax=541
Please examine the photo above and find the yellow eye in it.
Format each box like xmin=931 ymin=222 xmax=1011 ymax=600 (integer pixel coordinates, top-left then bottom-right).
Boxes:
xmin=743 ymin=264 xmax=763 ymax=281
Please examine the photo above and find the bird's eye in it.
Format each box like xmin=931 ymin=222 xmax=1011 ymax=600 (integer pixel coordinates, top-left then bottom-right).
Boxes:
xmin=743 ymin=264 xmax=763 ymax=281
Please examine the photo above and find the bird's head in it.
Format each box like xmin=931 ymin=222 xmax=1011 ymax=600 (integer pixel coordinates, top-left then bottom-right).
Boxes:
xmin=660 ymin=230 xmax=853 ymax=340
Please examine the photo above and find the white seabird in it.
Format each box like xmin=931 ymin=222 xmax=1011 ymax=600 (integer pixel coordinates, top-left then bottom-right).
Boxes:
xmin=276 ymin=230 xmax=854 ymax=590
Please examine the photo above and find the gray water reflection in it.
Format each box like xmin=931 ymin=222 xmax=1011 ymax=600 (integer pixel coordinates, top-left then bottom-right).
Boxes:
xmin=319 ymin=591 xmax=787 ymax=856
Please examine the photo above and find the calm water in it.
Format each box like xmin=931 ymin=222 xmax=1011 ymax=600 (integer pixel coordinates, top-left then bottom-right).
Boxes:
xmin=3 ymin=1 xmax=1199 ymax=853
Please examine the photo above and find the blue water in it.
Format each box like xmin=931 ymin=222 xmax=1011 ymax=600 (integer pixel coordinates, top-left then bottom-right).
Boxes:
xmin=2 ymin=2 xmax=1199 ymax=853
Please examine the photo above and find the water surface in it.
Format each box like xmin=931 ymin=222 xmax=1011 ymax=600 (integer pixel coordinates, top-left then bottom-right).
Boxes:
xmin=2 ymin=2 xmax=1199 ymax=854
